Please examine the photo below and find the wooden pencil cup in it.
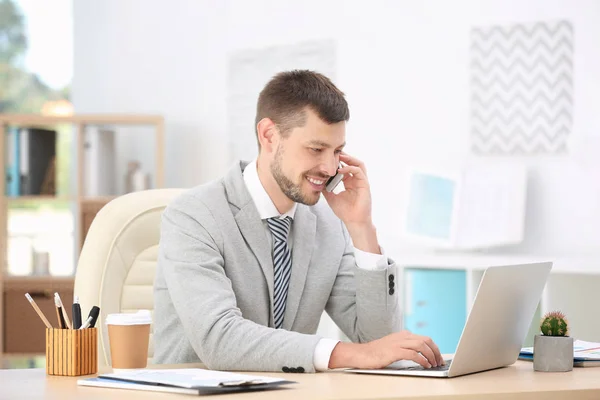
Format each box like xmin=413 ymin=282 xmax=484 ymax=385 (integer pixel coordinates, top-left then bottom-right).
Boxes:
xmin=45 ymin=328 xmax=98 ymax=376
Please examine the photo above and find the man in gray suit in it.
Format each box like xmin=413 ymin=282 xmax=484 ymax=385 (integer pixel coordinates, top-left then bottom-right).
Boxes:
xmin=154 ymin=70 xmax=443 ymax=373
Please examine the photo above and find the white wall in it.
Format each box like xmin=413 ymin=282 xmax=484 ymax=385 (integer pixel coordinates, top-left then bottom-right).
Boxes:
xmin=72 ymin=0 xmax=600 ymax=258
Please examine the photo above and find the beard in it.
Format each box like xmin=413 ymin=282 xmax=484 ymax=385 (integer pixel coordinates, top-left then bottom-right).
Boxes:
xmin=270 ymin=145 xmax=321 ymax=206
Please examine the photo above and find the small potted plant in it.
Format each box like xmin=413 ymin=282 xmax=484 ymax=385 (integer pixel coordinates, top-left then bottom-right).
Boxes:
xmin=533 ymin=310 xmax=574 ymax=372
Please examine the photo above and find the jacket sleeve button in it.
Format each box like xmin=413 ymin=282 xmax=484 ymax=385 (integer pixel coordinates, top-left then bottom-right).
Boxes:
xmin=389 ymin=288 xmax=395 ymax=295
xmin=297 ymin=366 xmax=305 ymax=373
xmin=282 ymin=366 xmax=290 ymax=373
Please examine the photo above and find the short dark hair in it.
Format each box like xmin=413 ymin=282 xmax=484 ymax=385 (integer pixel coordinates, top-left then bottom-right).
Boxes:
xmin=255 ymin=70 xmax=350 ymax=145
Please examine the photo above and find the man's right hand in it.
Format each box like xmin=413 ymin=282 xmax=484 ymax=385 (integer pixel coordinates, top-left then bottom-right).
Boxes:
xmin=328 ymin=330 xmax=445 ymax=370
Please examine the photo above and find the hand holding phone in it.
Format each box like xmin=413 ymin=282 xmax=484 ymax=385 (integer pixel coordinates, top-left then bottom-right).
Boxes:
xmin=325 ymin=163 xmax=344 ymax=192
xmin=322 ymin=153 xmax=378 ymax=253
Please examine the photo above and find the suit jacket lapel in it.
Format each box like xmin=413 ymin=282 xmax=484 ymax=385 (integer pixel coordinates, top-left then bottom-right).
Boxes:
xmin=283 ymin=205 xmax=316 ymax=330
xmin=226 ymin=161 xmax=275 ymax=323
xmin=234 ymin=205 xmax=274 ymax=303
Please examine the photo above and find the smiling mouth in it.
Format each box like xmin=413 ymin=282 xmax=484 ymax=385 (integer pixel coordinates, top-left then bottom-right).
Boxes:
xmin=306 ymin=176 xmax=326 ymax=190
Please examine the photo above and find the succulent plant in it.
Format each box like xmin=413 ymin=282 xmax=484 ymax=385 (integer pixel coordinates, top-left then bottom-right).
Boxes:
xmin=540 ymin=310 xmax=569 ymax=337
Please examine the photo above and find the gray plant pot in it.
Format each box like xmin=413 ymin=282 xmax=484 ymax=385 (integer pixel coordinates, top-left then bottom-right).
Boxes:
xmin=533 ymin=334 xmax=574 ymax=372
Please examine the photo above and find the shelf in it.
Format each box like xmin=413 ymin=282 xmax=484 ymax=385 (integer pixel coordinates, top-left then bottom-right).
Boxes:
xmin=0 ymin=114 xmax=163 ymax=126
xmin=0 ymin=112 xmax=165 ymax=357
xmin=4 ymin=196 xmax=120 ymax=204
xmin=6 ymin=196 xmax=74 ymax=203
xmin=3 ymin=275 xmax=74 ymax=281
xmin=3 ymin=275 xmax=75 ymax=286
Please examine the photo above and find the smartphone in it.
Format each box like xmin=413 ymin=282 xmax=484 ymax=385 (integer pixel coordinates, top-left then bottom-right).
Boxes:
xmin=325 ymin=163 xmax=344 ymax=192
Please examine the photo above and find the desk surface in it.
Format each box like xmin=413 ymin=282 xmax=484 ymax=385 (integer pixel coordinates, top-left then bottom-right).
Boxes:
xmin=1 ymin=361 xmax=600 ymax=400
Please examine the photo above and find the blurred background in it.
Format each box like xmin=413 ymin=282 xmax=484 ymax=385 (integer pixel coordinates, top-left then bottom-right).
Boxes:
xmin=1 ymin=0 xmax=599 ymax=369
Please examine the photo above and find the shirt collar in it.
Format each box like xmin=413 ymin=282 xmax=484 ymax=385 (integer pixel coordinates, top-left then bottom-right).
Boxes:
xmin=243 ymin=159 xmax=297 ymax=220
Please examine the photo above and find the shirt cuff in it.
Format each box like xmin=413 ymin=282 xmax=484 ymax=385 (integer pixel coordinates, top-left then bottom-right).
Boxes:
xmin=354 ymin=246 xmax=389 ymax=271
xmin=313 ymin=338 xmax=340 ymax=371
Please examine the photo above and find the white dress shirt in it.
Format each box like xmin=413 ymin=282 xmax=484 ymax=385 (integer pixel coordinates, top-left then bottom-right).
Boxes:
xmin=242 ymin=160 xmax=388 ymax=371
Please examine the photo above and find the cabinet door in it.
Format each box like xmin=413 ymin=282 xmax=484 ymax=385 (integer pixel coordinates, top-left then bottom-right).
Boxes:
xmin=403 ymin=268 xmax=466 ymax=354
xmin=3 ymin=279 xmax=74 ymax=354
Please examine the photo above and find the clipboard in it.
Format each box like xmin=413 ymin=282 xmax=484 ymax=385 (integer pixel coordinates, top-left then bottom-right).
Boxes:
xmin=78 ymin=368 xmax=295 ymax=394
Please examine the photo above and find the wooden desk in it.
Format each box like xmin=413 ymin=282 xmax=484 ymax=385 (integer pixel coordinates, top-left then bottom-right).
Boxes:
xmin=1 ymin=362 xmax=599 ymax=400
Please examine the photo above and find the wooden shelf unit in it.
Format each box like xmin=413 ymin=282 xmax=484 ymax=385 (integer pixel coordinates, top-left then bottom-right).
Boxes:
xmin=0 ymin=114 xmax=165 ymax=362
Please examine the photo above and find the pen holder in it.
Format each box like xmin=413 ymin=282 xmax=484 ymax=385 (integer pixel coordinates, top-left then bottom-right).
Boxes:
xmin=45 ymin=328 xmax=98 ymax=376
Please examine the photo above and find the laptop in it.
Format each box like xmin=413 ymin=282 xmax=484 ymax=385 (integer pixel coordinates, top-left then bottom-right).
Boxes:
xmin=347 ymin=261 xmax=552 ymax=378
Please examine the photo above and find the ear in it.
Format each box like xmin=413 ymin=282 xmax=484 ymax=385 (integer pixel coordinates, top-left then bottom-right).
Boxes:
xmin=256 ymin=118 xmax=279 ymax=154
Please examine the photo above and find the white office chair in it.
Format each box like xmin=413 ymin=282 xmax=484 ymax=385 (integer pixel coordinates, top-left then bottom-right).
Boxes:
xmin=73 ymin=188 xmax=185 ymax=367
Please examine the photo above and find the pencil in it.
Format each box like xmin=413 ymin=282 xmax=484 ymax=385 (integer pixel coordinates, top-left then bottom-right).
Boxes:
xmin=24 ymin=293 xmax=53 ymax=329
xmin=54 ymin=295 xmax=66 ymax=329
xmin=54 ymin=293 xmax=72 ymax=329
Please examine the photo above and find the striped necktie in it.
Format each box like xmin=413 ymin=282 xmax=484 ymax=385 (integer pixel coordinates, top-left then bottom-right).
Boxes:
xmin=267 ymin=216 xmax=293 ymax=329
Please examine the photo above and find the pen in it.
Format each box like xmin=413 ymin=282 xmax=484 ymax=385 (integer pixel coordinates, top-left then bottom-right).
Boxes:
xmin=54 ymin=293 xmax=72 ymax=329
xmin=72 ymin=296 xmax=82 ymax=329
xmin=79 ymin=306 xmax=100 ymax=329
xmin=54 ymin=295 xmax=66 ymax=329
xmin=24 ymin=293 xmax=53 ymax=329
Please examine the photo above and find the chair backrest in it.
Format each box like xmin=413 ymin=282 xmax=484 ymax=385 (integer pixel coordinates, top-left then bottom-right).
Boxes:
xmin=74 ymin=188 xmax=185 ymax=367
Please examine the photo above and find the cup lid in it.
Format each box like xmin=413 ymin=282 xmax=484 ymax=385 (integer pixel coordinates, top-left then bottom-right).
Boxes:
xmin=106 ymin=310 xmax=152 ymax=325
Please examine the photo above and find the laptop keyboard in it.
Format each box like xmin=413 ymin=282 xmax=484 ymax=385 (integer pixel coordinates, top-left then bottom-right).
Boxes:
xmin=389 ymin=360 xmax=452 ymax=371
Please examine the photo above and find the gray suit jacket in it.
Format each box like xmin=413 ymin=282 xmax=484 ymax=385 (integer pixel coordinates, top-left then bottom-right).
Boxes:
xmin=153 ymin=161 xmax=401 ymax=373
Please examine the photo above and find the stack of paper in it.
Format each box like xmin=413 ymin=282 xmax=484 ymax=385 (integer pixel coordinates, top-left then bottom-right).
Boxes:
xmin=520 ymin=339 xmax=600 ymax=367
xmin=78 ymin=368 xmax=294 ymax=395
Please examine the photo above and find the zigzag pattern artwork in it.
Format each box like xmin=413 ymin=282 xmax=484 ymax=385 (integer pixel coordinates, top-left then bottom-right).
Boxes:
xmin=470 ymin=20 xmax=573 ymax=154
